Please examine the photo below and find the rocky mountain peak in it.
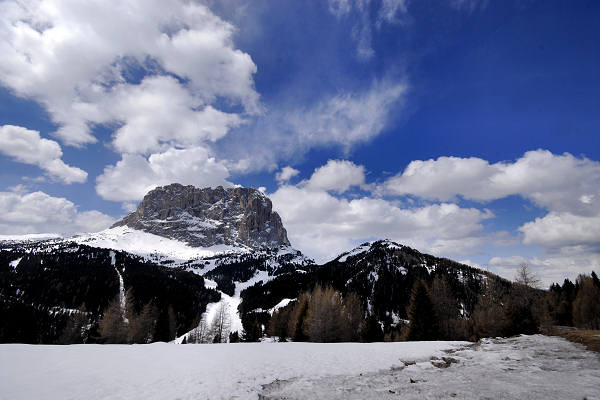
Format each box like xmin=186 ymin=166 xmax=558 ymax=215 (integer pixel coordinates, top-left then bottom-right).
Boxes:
xmin=111 ymin=183 xmax=290 ymax=249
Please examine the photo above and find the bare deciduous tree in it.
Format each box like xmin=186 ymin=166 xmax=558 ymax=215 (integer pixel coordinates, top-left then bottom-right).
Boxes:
xmin=303 ymin=285 xmax=344 ymax=342
xmin=210 ymin=301 xmax=231 ymax=343
xmin=287 ymin=292 xmax=309 ymax=341
xmin=573 ymin=275 xmax=600 ymax=329
xmin=98 ymin=295 xmax=128 ymax=343
xmin=473 ymin=277 xmax=509 ymax=338
xmin=188 ymin=315 xmax=211 ymax=343
xmin=515 ymin=263 xmax=540 ymax=289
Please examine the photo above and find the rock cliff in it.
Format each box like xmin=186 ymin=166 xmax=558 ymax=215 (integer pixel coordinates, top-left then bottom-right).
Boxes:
xmin=112 ymin=184 xmax=290 ymax=249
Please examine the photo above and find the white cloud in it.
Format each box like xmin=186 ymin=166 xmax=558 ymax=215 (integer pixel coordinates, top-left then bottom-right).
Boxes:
xmin=275 ymin=166 xmax=300 ymax=185
xmin=96 ymin=147 xmax=232 ymax=202
xmin=270 ymin=160 xmax=492 ymax=262
xmin=382 ymin=150 xmax=600 ymax=216
xmin=225 ymin=80 xmax=407 ymax=173
xmin=328 ymin=0 xmax=408 ymax=59
xmin=0 ymin=125 xmax=87 ymax=184
xmin=0 ymin=0 xmax=258 ymax=148
xmin=378 ymin=0 xmax=408 ymax=25
xmin=290 ymin=80 xmax=407 ymax=149
xmin=302 ymin=159 xmax=365 ymax=193
xmin=0 ymin=191 xmax=114 ymax=235
xmin=101 ymin=76 xmax=243 ymax=155
xmin=380 ymin=149 xmax=600 ymax=285
xmin=519 ymin=212 xmax=600 ymax=249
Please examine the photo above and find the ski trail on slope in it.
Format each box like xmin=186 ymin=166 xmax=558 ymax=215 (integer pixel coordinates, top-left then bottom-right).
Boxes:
xmin=176 ymin=270 xmax=274 ymax=343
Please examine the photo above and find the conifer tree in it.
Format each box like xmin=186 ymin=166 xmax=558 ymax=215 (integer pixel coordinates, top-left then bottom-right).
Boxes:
xmin=341 ymin=292 xmax=364 ymax=342
xmin=361 ymin=314 xmax=384 ymax=342
xmin=430 ymin=275 xmax=459 ymax=339
xmin=241 ymin=315 xmax=262 ymax=342
xmin=406 ymin=280 xmax=439 ymax=341
xmin=127 ymin=302 xmax=157 ymax=344
xmin=58 ymin=306 xmax=90 ymax=344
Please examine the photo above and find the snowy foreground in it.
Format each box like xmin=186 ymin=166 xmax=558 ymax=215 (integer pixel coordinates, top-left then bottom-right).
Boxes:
xmin=1 ymin=335 xmax=599 ymax=400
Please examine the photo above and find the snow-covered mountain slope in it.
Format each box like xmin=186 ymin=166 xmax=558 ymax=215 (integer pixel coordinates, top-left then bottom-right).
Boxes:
xmin=70 ymin=225 xmax=312 ymax=340
xmin=327 ymin=239 xmax=491 ymax=318
xmin=236 ymin=239 xmax=503 ymax=335
xmin=1 ymin=189 xmax=314 ymax=343
xmin=72 ymin=226 xmax=250 ymax=264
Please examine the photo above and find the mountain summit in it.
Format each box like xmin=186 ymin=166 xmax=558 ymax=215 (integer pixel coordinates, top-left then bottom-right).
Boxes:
xmin=112 ymin=184 xmax=290 ymax=249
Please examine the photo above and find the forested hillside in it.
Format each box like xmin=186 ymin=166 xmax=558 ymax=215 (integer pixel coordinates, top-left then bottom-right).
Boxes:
xmin=2 ymin=238 xmax=598 ymax=344
xmin=0 ymin=242 xmax=219 ymax=343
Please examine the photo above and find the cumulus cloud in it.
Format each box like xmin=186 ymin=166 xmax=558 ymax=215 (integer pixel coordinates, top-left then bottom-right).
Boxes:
xmin=0 ymin=125 xmax=87 ymax=184
xmin=0 ymin=0 xmax=258 ymax=148
xmin=104 ymin=76 xmax=243 ymax=155
xmin=382 ymin=149 xmax=600 ymax=283
xmin=382 ymin=150 xmax=600 ymax=216
xmin=275 ymin=166 xmax=300 ymax=185
xmin=0 ymin=191 xmax=114 ymax=235
xmin=519 ymin=212 xmax=600 ymax=249
xmin=96 ymin=147 xmax=232 ymax=202
xmin=301 ymin=160 xmax=365 ymax=193
xmin=270 ymin=160 xmax=493 ymax=262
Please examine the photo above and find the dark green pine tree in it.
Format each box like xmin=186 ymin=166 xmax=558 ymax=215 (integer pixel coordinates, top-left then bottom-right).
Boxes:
xmin=406 ymin=280 xmax=439 ymax=341
xmin=360 ymin=314 xmax=384 ymax=342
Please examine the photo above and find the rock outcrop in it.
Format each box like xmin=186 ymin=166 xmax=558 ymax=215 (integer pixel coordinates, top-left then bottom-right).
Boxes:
xmin=112 ymin=184 xmax=290 ymax=249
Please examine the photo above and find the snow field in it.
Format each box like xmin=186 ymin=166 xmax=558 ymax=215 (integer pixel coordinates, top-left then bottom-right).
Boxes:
xmin=261 ymin=334 xmax=600 ymax=399
xmin=2 ymin=335 xmax=599 ymax=399
xmin=0 ymin=340 xmax=464 ymax=400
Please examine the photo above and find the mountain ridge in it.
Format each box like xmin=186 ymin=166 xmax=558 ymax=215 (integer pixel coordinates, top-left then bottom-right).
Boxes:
xmin=0 ymin=184 xmax=526 ymax=344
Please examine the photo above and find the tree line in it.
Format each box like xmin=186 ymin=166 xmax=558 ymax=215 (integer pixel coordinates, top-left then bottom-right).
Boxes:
xmin=266 ymin=266 xmax=600 ymax=343
xmin=59 ymin=264 xmax=600 ymax=344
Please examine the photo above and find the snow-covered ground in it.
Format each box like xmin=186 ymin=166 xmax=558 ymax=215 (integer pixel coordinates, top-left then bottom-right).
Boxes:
xmin=1 ymin=335 xmax=598 ymax=400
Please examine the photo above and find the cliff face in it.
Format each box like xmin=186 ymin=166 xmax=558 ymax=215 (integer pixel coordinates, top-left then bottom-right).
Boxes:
xmin=112 ymin=184 xmax=290 ymax=249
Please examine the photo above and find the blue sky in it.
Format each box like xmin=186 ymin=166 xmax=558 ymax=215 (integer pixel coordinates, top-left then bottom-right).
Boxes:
xmin=0 ymin=0 xmax=599 ymax=285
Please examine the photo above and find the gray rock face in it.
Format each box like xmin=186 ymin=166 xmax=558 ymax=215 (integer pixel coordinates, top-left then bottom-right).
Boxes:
xmin=112 ymin=184 xmax=290 ymax=249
